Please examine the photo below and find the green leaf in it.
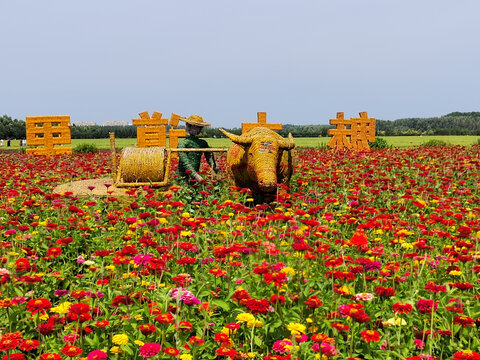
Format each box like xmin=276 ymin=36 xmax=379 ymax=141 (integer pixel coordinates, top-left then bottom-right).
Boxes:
xmin=211 ymin=299 xmax=230 ymax=311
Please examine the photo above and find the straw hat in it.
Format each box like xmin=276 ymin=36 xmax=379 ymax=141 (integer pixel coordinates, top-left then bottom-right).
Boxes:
xmin=180 ymin=115 xmax=211 ymax=127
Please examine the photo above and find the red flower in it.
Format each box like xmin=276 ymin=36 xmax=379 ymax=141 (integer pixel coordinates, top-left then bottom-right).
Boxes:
xmin=19 ymin=339 xmax=40 ymax=351
xmin=26 ymin=298 xmax=51 ymax=315
xmin=245 ymin=298 xmax=271 ymax=314
xmin=176 ymin=321 xmax=193 ymax=331
xmin=46 ymin=247 xmax=62 ymax=258
xmin=61 ymin=344 xmax=83 ymax=357
xmin=331 ymin=322 xmax=350 ymax=332
xmin=138 ymin=323 xmax=157 ymax=335
xmin=416 ymin=299 xmax=438 ymax=315
xmin=360 ymin=330 xmax=381 ymax=342
xmin=1 ymin=353 xmax=25 ymax=360
xmin=70 ymin=290 xmax=87 ymax=299
xmin=216 ymin=347 xmax=237 ymax=358
xmin=392 ymin=302 xmax=413 ymax=314
xmin=305 ymin=295 xmax=323 ymax=309
xmin=270 ymin=294 xmax=286 ymax=305
xmin=453 ymin=315 xmax=474 ymax=327
xmin=349 ymin=233 xmax=368 ymax=247
xmin=39 ymin=354 xmax=62 ymax=360
xmin=95 ymin=320 xmax=110 ymax=327
xmin=164 ymin=347 xmax=180 ymax=356
xmin=374 ymin=286 xmax=396 ymax=297
xmin=68 ymin=302 xmax=91 ymax=315
xmin=264 ymin=272 xmax=288 ymax=286
xmin=452 ymin=350 xmax=480 ymax=360
xmin=214 ymin=333 xmax=231 ymax=347
xmin=155 ymin=313 xmax=174 ymax=324
xmin=0 ymin=332 xmax=23 ymax=351
xmin=188 ymin=336 xmax=205 ymax=346
xmin=233 ymin=289 xmax=251 ymax=303
xmin=452 ymin=282 xmax=473 ymax=290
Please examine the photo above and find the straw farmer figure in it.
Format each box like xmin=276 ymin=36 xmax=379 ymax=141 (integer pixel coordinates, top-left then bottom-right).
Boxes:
xmin=177 ymin=115 xmax=218 ymax=182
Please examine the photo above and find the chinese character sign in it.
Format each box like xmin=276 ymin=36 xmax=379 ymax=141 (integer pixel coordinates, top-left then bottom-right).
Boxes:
xmin=327 ymin=112 xmax=375 ymax=151
xmin=26 ymin=115 xmax=72 ymax=155
xmin=241 ymin=112 xmax=282 ymax=134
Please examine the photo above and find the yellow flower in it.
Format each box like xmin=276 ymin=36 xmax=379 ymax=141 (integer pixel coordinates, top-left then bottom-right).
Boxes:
xmin=50 ymin=301 xmax=72 ymax=314
xmin=180 ymin=355 xmax=193 ymax=360
xmin=134 ymin=340 xmax=144 ymax=346
xmin=383 ymin=317 xmax=407 ymax=327
xmin=236 ymin=312 xmax=255 ymax=324
xmin=247 ymin=353 xmax=256 ymax=359
xmin=449 ymin=270 xmax=462 ymax=276
xmin=308 ymin=325 xmax=319 ymax=333
xmin=110 ymin=346 xmax=124 ymax=354
xmin=287 ymin=322 xmax=306 ymax=335
xmin=112 ymin=334 xmax=129 ymax=345
xmin=280 ymin=267 xmax=295 ymax=276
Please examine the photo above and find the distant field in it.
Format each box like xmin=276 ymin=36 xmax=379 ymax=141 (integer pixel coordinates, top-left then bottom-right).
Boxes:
xmin=72 ymin=135 xmax=480 ymax=149
xmin=2 ymin=136 xmax=479 ymax=150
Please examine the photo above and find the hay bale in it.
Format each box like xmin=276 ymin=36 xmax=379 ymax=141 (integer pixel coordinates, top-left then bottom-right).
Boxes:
xmin=119 ymin=147 xmax=166 ymax=183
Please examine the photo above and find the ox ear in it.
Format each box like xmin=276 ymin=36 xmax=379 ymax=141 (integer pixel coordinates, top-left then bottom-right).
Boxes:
xmin=219 ymin=128 xmax=252 ymax=145
xmin=278 ymin=133 xmax=295 ymax=150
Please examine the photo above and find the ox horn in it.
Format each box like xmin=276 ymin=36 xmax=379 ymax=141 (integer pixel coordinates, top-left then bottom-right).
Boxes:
xmin=278 ymin=133 xmax=295 ymax=150
xmin=219 ymin=129 xmax=252 ymax=145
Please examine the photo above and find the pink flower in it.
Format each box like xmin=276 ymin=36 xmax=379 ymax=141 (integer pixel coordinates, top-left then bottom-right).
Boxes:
xmin=88 ymin=350 xmax=108 ymax=360
xmin=139 ymin=343 xmax=161 ymax=358
xmin=272 ymin=340 xmax=292 ymax=354
xmin=63 ymin=334 xmax=79 ymax=344
xmin=414 ymin=339 xmax=425 ymax=349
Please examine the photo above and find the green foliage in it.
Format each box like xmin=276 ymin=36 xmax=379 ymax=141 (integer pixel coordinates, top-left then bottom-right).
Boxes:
xmin=0 ymin=115 xmax=26 ymax=139
xmin=74 ymin=143 xmax=98 ymax=153
xmin=376 ymin=112 xmax=480 ymax=136
xmin=421 ymin=139 xmax=451 ymax=147
xmin=369 ymin=137 xmax=389 ymax=149
xmin=476 ymin=138 xmax=480 ymax=145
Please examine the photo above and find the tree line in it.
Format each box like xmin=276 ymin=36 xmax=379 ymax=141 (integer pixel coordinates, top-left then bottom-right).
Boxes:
xmin=2 ymin=112 xmax=480 ymax=139
xmin=376 ymin=112 xmax=480 ymax=136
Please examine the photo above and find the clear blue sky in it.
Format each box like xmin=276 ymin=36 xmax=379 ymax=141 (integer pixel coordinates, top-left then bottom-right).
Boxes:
xmin=1 ymin=1 xmax=479 ymax=127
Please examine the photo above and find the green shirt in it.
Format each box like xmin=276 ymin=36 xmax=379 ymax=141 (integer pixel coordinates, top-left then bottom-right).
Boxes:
xmin=177 ymin=136 xmax=216 ymax=180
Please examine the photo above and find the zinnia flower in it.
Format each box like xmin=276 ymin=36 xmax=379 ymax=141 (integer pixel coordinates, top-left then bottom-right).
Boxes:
xmin=87 ymin=350 xmax=108 ymax=360
xmin=39 ymin=354 xmax=62 ymax=360
xmin=360 ymin=330 xmax=381 ymax=342
xmin=139 ymin=343 xmax=161 ymax=358
xmin=26 ymin=298 xmax=51 ymax=314
xmin=287 ymin=322 xmax=306 ymax=335
xmin=61 ymin=345 xmax=83 ymax=357
xmin=452 ymin=350 xmax=480 ymax=360
xmin=112 ymin=334 xmax=129 ymax=345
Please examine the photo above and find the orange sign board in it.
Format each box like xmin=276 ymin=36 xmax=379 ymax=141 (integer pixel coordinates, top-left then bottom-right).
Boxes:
xmin=133 ymin=111 xmax=186 ymax=152
xmin=327 ymin=112 xmax=376 ymax=151
xmin=26 ymin=115 xmax=72 ymax=155
xmin=241 ymin=112 xmax=282 ymax=134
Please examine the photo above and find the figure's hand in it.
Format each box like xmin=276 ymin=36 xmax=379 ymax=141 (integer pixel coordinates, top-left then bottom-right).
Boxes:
xmin=194 ymin=174 xmax=204 ymax=182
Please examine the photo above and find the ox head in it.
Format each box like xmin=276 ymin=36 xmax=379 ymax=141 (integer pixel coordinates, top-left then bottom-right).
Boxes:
xmin=220 ymin=128 xmax=295 ymax=192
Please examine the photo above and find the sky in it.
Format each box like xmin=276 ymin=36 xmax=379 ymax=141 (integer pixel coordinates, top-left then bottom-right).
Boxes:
xmin=1 ymin=1 xmax=480 ymax=128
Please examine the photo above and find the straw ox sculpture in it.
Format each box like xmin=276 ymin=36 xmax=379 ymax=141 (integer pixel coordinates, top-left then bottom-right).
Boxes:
xmin=219 ymin=127 xmax=295 ymax=194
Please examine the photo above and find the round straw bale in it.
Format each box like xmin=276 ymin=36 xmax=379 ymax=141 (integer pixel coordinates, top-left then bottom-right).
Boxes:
xmin=119 ymin=147 xmax=166 ymax=183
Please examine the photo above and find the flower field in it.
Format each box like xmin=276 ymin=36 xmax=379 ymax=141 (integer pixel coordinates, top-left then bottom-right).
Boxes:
xmin=0 ymin=146 xmax=480 ymax=360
